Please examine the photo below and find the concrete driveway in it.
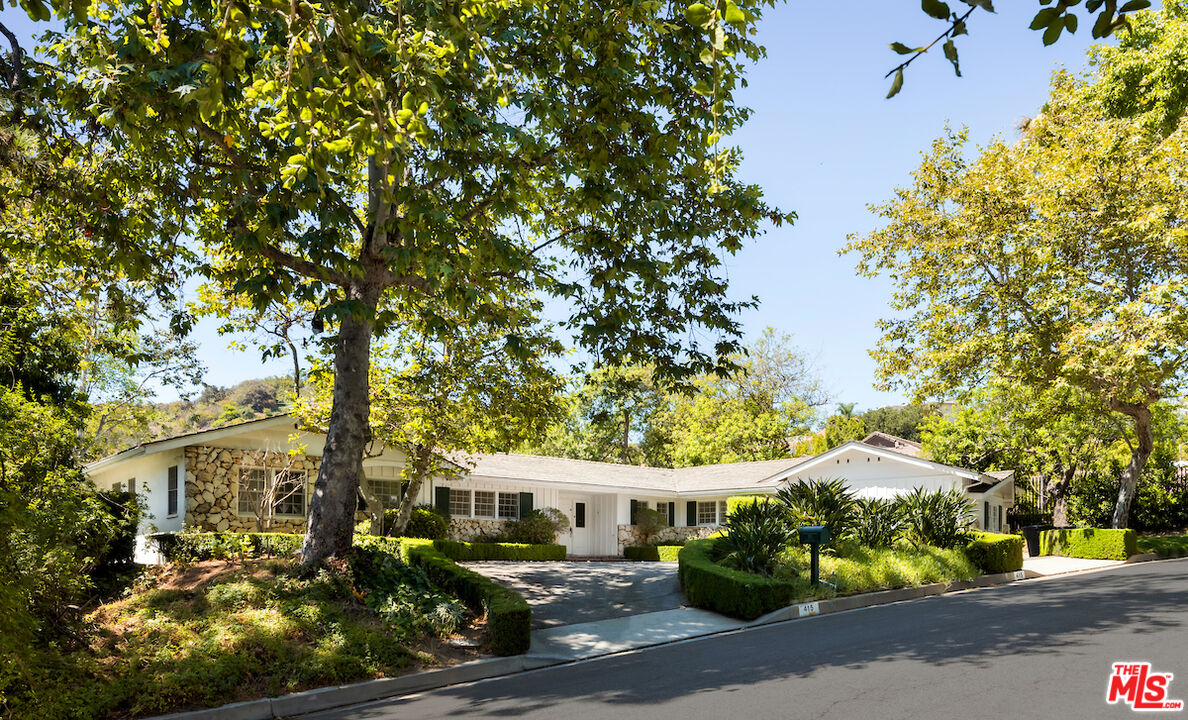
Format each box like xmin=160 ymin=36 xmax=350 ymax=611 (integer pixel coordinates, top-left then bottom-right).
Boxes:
xmin=463 ymin=561 xmax=684 ymax=628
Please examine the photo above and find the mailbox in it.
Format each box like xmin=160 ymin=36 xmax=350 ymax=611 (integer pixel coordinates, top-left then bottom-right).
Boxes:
xmin=799 ymin=525 xmax=831 ymax=545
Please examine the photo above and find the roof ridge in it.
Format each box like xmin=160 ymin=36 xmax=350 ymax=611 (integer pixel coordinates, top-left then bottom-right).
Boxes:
xmin=456 ymin=451 xmax=676 ymax=475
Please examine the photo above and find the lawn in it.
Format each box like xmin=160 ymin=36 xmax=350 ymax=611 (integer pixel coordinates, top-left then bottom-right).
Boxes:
xmin=1138 ymin=534 xmax=1188 ymax=558
xmin=11 ymin=553 xmax=484 ymax=720
xmin=774 ymin=541 xmax=979 ymax=600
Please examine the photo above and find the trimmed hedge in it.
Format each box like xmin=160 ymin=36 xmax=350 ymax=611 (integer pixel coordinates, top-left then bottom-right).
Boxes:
xmin=963 ymin=531 xmax=1024 ymax=573
xmin=725 ymin=495 xmax=776 ymax=517
xmin=433 ymin=540 xmax=566 ymax=562
xmin=1137 ymin=534 xmax=1188 ymax=559
xmin=150 ymin=532 xmax=303 ymax=562
xmin=624 ymin=545 xmax=683 ymax=562
xmin=1039 ymin=528 xmax=1137 ymax=560
xmin=677 ymin=538 xmax=798 ymax=620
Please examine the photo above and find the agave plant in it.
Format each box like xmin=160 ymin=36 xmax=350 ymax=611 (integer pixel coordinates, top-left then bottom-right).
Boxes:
xmin=899 ymin=487 xmax=974 ymax=548
xmin=853 ymin=497 xmax=904 ymax=548
xmin=712 ymin=499 xmax=795 ymax=576
xmin=775 ymin=477 xmax=857 ymax=541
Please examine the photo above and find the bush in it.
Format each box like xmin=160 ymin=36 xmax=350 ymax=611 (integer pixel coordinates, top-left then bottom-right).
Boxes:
xmin=150 ymin=532 xmax=303 ymax=562
xmin=678 ymin=539 xmax=799 ymax=620
xmin=726 ymin=495 xmax=776 ymax=516
xmin=776 ymin=478 xmax=856 ymax=540
xmin=504 ymin=507 xmax=568 ymax=545
xmin=634 ymin=507 xmax=669 ymax=543
xmin=714 ymin=498 xmax=796 ymax=576
xmin=852 ymin=497 xmax=903 ymax=548
xmin=624 ymin=545 xmax=683 ymax=561
xmin=1138 ymin=534 xmax=1188 ymax=558
xmin=433 ymin=540 xmax=566 ymax=561
xmin=384 ymin=505 xmax=449 ymax=540
xmin=964 ymin=531 xmax=1024 ymax=573
xmin=1039 ymin=528 xmax=1137 ymax=560
xmin=900 ymin=487 xmax=973 ymax=548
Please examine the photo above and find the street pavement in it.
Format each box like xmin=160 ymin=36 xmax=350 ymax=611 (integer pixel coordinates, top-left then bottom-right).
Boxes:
xmin=309 ymin=557 xmax=1188 ymax=720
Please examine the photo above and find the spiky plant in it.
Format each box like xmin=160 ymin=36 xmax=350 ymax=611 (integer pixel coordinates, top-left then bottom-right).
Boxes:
xmin=853 ymin=497 xmax=904 ymax=548
xmin=775 ymin=477 xmax=857 ymax=541
xmin=899 ymin=487 xmax=974 ymax=548
xmin=713 ymin=499 xmax=795 ymax=576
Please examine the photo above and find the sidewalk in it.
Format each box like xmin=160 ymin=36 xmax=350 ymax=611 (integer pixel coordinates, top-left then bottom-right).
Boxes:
xmin=1022 ymin=555 xmax=1125 ymax=577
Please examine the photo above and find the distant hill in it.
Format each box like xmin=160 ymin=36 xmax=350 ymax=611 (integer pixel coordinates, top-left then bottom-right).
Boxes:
xmin=87 ymin=376 xmax=297 ymax=460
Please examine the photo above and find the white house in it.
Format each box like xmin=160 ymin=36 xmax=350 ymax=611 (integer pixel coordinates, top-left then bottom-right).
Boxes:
xmin=85 ymin=418 xmax=1014 ymax=561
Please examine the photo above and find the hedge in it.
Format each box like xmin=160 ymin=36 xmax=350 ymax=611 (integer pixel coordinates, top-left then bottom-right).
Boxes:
xmin=963 ymin=531 xmax=1024 ymax=573
xmin=433 ymin=540 xmax=566 ymax=562
xmin=150 ymin=532 xmax=303 ymax=562
xmin=624 ymin=545 xmax=683 ymax=562
xmin=1137 ymin=534 xmax=1188 ymax=559
xmin=1039 ymin=528 xmax=1137 ymax=560
xmin=725 ymin=495 xmax=776 ymax=517
xmin=677 ymin=538 xmax=798 ymax=620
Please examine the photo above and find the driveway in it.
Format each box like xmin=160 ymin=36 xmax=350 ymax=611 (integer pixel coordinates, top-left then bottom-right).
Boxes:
xmin=463 ymin=561 xmax=684 ymax=628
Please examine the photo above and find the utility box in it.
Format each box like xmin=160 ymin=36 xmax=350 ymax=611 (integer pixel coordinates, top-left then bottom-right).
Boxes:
xmin=799 ymin=525 xmax=831 ymax=545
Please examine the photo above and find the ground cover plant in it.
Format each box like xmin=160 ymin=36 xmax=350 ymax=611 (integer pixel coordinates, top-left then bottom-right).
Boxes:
xmin=1137 ymin=534 xmax=1188 ymax=558
xmin=7 ymin=550 xmax=482 ymax=720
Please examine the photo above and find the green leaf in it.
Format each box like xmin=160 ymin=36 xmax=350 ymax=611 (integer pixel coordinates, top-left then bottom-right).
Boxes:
xmin=19 ymin=0 xmax=51 ymax=21
xmin=1064 ymin=13 xmax=1078 ymax=33
xmin=724 ymin=0 xmax=746 ymax=25
xmin=887 ymin=68 xmax=904 ymax=99
xmin=921 ymin=0 xmax=951 ymax=20
xmin=1030 ymin=7 xmax=1060 ymax=30
xmin=1042 ymin=20 xmax=1063 ymax=45
xmin=890 ymin=42 xmax=919 ymax=55
xmin=1118 ymin=0 xmax=1151 ymax=12
xmin=685 ymin=2 xmax=714 ymax=27
xmin=967 ymin=0 xmax=995 ymax=10
xmin=693 ymin=79 xmax=714 ymax=97
xmin=1092 ymin=9 xmax=1115 ymax=37
xmin=943 ymin=39 xmax=961 ymax=77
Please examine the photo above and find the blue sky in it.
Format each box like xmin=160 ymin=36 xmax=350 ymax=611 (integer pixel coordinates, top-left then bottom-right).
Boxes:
xmin=4 ymin=3 xmax=1114 ymax=411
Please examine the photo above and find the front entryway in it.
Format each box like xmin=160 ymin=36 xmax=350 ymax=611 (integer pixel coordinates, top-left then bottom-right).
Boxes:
xmin=557 ymin=492 xmax=594 ymax=556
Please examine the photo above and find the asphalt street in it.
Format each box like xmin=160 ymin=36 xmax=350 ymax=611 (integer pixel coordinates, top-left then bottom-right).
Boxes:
xmin=310 ymin=558 xmax=1188 ymax=720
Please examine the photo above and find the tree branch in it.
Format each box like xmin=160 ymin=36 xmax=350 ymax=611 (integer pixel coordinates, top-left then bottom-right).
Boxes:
xmin=257 ymin=242 xmax=351 ymax=287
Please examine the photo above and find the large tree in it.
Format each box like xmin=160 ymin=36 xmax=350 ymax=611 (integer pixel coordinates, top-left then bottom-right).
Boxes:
xmin=846 ymin=69 xmax=1188 ymax=527
xmin=38 ymin=0 xmax=792 ymax=563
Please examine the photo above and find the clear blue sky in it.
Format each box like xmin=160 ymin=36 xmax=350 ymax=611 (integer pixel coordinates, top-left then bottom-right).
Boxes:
xmin=4 ymin=3 xmax=1115 ymax=411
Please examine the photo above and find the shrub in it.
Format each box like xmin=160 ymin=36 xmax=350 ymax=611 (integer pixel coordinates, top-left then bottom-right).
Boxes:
xmin=726 ymin=495 xmax=777 ymax=516
xmin=1138 ymin=534 xmax=1188 ymax=558
xmin=634 ymin=507 xmax=669 ymax=543
xmin=384 ymin=505 xmax=448 ymax=540
xmin=624 ymin=545 xmax=683 ymax=561
xmin=713 ymin=499 xmax=796 ymax=576
xmin=678 ymin=539 xmax=799 ymax=620
xmin=350 ymin=545 xmax=467 ymax=637
xmin=432 ymin=540 xmax=566 ymax=561
xmin=1039 ymin=528 xmax=1137 ymax=560
xmin=504 ymin=507 xmax=568 ymax=545
xmin=900 ymin=487 xmax=973 ymax=548
xmin=150 ymin=532 xmax=303 ymax=562
xmin=776 ymin=478 xmax=856 ymax=540
xmin=964 ymin=531 xmax=1024 ymax=573
xmin=852 ymin=497 xmax=903 ymax=548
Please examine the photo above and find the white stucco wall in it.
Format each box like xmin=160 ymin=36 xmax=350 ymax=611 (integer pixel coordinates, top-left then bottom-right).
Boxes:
xmin=89 ymin=449 xmax=187 ymax=537
xmin=782 ymin=445 xmax=965 ymax=500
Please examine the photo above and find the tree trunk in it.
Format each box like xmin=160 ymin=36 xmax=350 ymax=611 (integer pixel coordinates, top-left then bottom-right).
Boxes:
xmin=1049 ymin=467 xmax=1075 ymax=527
xmin=1112 ymin=406 xmax=1154 ymax=529
xmin=388 ymin=445 xmax=434 ymax=537
xmin=621 ymin=410 xmax=630 ymax=464
xmin=301 ymin=284 xmax=378 ymax=566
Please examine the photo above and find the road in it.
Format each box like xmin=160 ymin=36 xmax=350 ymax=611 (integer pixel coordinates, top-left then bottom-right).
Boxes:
xmin=310 ymin=558 xmax=1188 ymax=720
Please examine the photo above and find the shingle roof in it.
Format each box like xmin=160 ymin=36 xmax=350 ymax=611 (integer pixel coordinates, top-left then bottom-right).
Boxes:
xmin=448 ymin=452 xmax=812 ymax=494
xmin=861 ymin=431 xmax=923 ymax=457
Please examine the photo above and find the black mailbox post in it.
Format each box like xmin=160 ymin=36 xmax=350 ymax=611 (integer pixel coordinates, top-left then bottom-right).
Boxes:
xmin=798 ymin=525 xmax=832 ymax=587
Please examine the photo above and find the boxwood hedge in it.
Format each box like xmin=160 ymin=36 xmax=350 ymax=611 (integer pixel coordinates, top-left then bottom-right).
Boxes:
xmin=149 ymin=532 xmax=303 ymax=562
xmin=677 ymin=538 xmax=798 ymax=620
xmin=432 ymin=540 xmax=566 ymax=562
xmin=624 ymin=545 xmax=683 ymax=562
xmin=1039 ymin=528 xmax=1137 ymax=560
xmin=963 ymin=531 xmax=1024 ymax=573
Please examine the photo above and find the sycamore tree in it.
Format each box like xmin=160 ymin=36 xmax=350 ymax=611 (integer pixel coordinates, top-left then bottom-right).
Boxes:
xmin=846 ymin=70 xmax=1188 ymax=527
xmin=37 ymin=0 xmax=793 ymax=563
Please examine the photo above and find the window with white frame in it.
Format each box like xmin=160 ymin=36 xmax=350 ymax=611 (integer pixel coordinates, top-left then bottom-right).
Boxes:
xmin=449 ymin=488 xmax=472 ymax=517
xmin=274 ymin=470 xmax=306 ymax=516
xmin=368 ymin=477 xmax=403 ymax=509
xmin=474 ymin=490 xmax=497 ymax=518
xmin=237 ymin=467 xmax=306 ymax=516
xmin=498 ymin=492 xmax=519 ymax=520
xmin=697 ymin=501 xmax=718 ymax=525
xmin=237 ymin=468 xmax=266 ymax=513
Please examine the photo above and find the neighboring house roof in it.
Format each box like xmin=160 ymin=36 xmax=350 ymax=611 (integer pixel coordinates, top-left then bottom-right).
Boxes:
xmin=452 ymin=452 xmax=813 ymax=495
xmin=861 ymin=431 xmax=923 ymax=457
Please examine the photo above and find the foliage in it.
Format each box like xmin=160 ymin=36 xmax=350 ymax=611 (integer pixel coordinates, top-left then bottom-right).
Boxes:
xmin=726 ymin=495 xmax=776 ymax=516
xmin=384 ymin=506 xmax=448 ymax=540
xmin=624 ymin=545 xmax=684 ymax=562
xmin=713 ymin=498 xmax=796 ymax=576
xmin=677 ymin=539 xmax=800 ymax=620
xmin=792 ymin=411 xmax=867 ymax=455
xmin=432 ymin=541 xmax=566 ymax=562
xmin=349 ymin=546 xmax=467 ymax=637
xmin=1039 ymin=528 xmax=1138 ymax=560
xmin=774 ymin=543 xmax=978 ymax=595
xmin=963 ymin=531 xmax=1025 ymax=574
xmin=634 ymin=507 xmax=670 ymax=544
xmin=775 ymin=478 xmax=857 ymax=541
xmin=150 ymin=532 xmax=304 ymax=563
xmin=860 ymin=404 xmax=934 ymax=443
xmin=900 ymin=488 xmax=974 ymax=549
xmin=852 ymin=498 xmax=904 ymax=549
xmin=1137 ymin=534 xmax=1188 ymax=559
xmin=502 ymin=508 xmax=569 ymax=546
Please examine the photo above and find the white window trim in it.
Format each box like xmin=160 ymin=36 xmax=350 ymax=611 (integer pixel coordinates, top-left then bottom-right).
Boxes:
xmin=236 ymin=465 xmax=308 ymax=519
xmin=697 ymin=500 xmax=727 ymax=527
xmin=447 ymin=487 xmax=521 ymax=521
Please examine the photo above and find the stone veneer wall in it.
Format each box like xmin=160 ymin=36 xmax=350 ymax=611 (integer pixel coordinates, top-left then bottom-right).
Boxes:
xmin=617 ymin=525 xmax=717 ymax=555
xmin=448 ymin=518 xmax=508 ymax=542
xmin=184 ymin=445 xmax=321 ymax=533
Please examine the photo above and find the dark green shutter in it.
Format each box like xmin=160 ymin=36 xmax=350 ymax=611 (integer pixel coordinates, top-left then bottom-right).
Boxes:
xmin=630 ymin=499 xmax=639 ymax=525
xmin=686 ymin=501 xmax=698 ymax=527
xmin=435 ymin=486 xmax=451 ymax=515
xmin=667 ymin=502 xmax=675 ymax=526
xmin=519 ymin=492 xmax=533 ymax=518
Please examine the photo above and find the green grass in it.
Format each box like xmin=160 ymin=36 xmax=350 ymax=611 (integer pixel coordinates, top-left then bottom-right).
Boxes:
xmin=11 ymin=556 xmax=470 ymax=720
xmin=773 ymin=541 xmax=979 ymax=599
xmin=1138 ymin=534 xmax=1188 ymax=558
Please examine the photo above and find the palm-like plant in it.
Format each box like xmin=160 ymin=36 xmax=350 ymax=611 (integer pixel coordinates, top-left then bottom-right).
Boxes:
xmin=713 ymin=499 xmax=795 ymax=576
xmin=853 ymin=497 xmax=904 ymax=548
xmin=775 ymin=477 xmax=857 ymax=541
xmin=900 ymin=487 xmax=974 ymax=548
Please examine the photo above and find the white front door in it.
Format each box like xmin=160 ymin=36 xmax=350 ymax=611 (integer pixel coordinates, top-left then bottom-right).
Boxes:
xmin=559 ymin=493 xmax=594 ymax=556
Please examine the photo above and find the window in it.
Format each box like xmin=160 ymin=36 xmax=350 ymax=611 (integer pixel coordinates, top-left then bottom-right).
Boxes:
xmin=697 ymin=501 xmax=719 ymax=525
xmin=273 ymin=471 xmax=306 ymax=516
xmin=368 ymin=477 xmax=403 ymax=509
xmin=498 ymin=492 xmax=519 ymax=520
xmin=238 ymin=468 xmax=266 ymax=513
xmin=474 ymin=490 xmax=496 ymax=518
xmin=450 ymin=488 xmax=472 ymax=517
xmin=111 ymin=480 xmax=124 ymax=493
xmin=575 ymin=502 xmax=586 ymax=528
xmin=167 ymin=466 xmax=179 ymax=517
xmin=237 ymin=467 xmax=306 ymax=516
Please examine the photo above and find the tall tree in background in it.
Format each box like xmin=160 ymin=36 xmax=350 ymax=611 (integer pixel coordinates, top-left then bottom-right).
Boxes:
xmin=40 ymin=0 xmax=792 ymax=563
xmin=847 ymin=51 xmax=1188 ymax=526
